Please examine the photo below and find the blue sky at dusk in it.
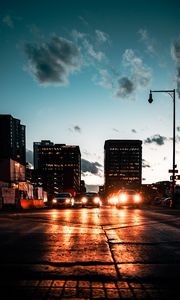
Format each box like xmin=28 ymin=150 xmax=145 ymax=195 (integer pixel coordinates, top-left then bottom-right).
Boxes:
xmin=1 ymin=0 xmax=180 ymax=187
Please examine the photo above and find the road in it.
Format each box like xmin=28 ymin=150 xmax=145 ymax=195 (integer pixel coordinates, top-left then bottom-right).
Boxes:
xmin=0 ymin=206 xmax=180 ymax=299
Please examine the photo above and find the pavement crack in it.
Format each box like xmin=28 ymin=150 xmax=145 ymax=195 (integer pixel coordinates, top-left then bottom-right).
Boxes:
xmin=101 ymin=225 xmax=122 ymax=280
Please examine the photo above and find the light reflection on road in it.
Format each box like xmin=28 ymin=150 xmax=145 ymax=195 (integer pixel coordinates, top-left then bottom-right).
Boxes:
xmin=40 ymin=207 xmax=180 ymax=281
xmin=1 ymin=207 xmax=180 ymax=285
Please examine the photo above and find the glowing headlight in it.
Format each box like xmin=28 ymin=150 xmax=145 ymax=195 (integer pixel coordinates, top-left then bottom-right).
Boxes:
xmin=52 ymin=199 xmax=57 ymax=203
xmin=108 ymin=197 xmax=118 ymax=204
xmin=81 ymin=197 xmax=87 ymax=203
xmin=134 ymin=194 xmax=141 ymax=203
xmin=65 ymin=199 xmax=71 ymax=204
xmin=119 ymin=193 xmax=127 ymax=203
xmin=93 ymin=197 xmax=100 ymax=204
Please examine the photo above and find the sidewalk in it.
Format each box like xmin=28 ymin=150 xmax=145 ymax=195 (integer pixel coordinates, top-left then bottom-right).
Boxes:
xmin=0 ymin=279 xmax=179 ymax=299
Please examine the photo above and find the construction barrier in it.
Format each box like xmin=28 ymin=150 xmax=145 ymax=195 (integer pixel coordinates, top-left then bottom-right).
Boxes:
xmin=20 ymin=199 xmax=45 ymax=209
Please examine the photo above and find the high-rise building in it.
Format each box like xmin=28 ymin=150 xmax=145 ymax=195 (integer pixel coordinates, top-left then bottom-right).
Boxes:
xmin=33 ymin=140 xmax=81 ymax=197
xmin=104 ymin=139 xmax=142 ymax=194
xmin=0 ymin=115 xmax=26 ymax=183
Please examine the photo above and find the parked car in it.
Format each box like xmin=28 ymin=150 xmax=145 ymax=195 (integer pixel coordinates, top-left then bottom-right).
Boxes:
xmin=81 ymin=192 xmax=101 ymax=208
xmin=116 ymin=189 xmax=143 ymax=208
xmin=151 ymin=197 xmax=162 ymax=206
xmin=161 ymin=197 xmax=171 ymax=207
xmin=51 ymin=192 xmax=74 ymax=208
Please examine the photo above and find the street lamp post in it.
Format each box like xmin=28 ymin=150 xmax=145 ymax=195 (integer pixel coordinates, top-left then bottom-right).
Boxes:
xmin=148 ymin=89 xmax=176 ymax=207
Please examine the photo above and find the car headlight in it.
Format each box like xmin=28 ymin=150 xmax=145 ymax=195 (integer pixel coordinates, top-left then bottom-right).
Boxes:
xmin=81 ymin=197 xmax=87 ymax=203
xmin=65 ymin=199 xmax=71 ymax=204
xmin=108 ymin=196 xmax=118 ymax=204
xmin=119 ymin=193 xmax=127 ymax=203
xmin=93 ymin=197 xmax=100 ymax=204
xmin=52 ymin=199 xmax=57 ymax=203
xmin=134 ymin=194 xmax=141 ymax=203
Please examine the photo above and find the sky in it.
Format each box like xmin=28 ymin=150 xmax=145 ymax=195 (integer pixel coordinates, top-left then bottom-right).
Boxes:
xmin=1 ymin=0 xmax=180 ymax=189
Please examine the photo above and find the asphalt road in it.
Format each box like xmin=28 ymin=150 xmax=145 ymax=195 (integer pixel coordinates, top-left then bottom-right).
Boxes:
xmin=0 ymin=206 xmax=180 ymax=299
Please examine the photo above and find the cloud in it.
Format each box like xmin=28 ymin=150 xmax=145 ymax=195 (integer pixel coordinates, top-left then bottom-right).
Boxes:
xmin=72 ymin=29 xmax=107 ymax=66
xmin=68 ymin=125 xmax=81 ymax=133
xmin=72 ymin=29 xmax=86 ymax=42
xmin=144 ymin=134 xmax=167 ymax=145
xmin=95 ymin=30 xmax=109 ymax=43
xmin=78 ymin=16 xmax=89 ymax=26
xmin=171 ymin=37 xmax=180 ymax=98
xmin=138 ymin=29 xmax=156 ymax=55
xmin=81 ymin=159 xmax=102 ymax=175
xmin=2 ymin=15 xmax=14 ymax=28
xmin=132 ymin=129 xmax=137 ymax=133
xmin=112 ymin=128 xmax=119 ymax=132
xmin=83 ymin=39 xmax=105 ymax=62
xmin=115 ymin=49 xmax=152 ymax=98
xmin=116 ymin=77 xmax=135 ymax=97
xmin=73 ymin=30 xmax=152 ymax=99
xmin=142 ymin=159 xmax=151 ymax=168
xmin=177 ymin=126 xmax=180 ymax=132
xmin=74 ymin=125 xmax=81 ymax=133
xmin=94 ymin=69 xmax=113 ymax=89
xmin=123 ymin=49 xmax=152 ymax=86
xmin=24 ymin=35 xmax=81 ymax=85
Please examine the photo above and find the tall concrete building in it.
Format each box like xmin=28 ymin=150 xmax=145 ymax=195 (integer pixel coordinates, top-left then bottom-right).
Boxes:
xmin=0 ymin=115 xmax=26 ymax=183
xmin=104 ymin=140 xmax=142 ymax=194
xmin=33 ymin=140 xmax=81 ymax=197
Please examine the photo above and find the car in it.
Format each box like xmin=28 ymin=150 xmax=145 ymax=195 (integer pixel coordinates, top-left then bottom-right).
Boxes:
xmin=73 ymin=193 xmax=84 ymax=207
xmin=107 ymin=193 xmax=119 ymax=206
xmin=116 ymin=189 xmax=143 ymax=208
xmin=161 ymin=197 xmax=171 ymax=207
xmin=51 ymin=192 xmax=74 ymax=208
xmin=151 ymin=197 xmax=162 ymax=206
xmin=81 ymin=192 xmax=101 ymax=208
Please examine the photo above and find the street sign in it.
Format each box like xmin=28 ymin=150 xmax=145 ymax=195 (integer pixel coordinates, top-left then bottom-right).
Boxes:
xmin=169 ymin=169 xmax=178 ymax=173
xmin=170 ymin=175 xmax=180 ymax=180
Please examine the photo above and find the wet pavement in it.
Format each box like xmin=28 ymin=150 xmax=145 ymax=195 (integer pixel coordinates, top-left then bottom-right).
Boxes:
xmin=0 ymin=206 xmax=180 ymax=299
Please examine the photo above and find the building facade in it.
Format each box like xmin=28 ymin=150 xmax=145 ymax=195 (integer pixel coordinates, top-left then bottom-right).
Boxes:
xmin=33 ymin=140 xmax=81 ymax=197
xmin=104 ymin=140 xmax=142 ymax=194
xmin=0 ymin=115 xmax=26 ymax=183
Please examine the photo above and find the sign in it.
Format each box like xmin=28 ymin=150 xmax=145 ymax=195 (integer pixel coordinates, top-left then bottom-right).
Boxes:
xmin=170 ymin=175 xmax=180 ymax=180
xmin=169 ymin=169 xmax=178 ymax=173
xmin=2 ymin=188 xmax=16 ymax=204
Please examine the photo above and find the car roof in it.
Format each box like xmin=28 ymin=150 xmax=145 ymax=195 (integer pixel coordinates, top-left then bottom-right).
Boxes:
xmin=56 ymin=192 xmax=72 ymax=196
xmin=86 ymin=192 xmax=98 ymax=195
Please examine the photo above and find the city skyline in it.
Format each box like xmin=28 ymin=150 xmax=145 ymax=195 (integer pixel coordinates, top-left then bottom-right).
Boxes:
xmin=1 ymin=0 xmax=180 ymax=187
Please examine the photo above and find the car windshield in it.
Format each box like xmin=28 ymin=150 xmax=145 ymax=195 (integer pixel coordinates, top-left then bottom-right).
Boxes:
xmin=57 ymin=193 xmax=71 ymax=197
xmin=121 ymin=190 xmax=137 ymax=195
xmin=86 ymin=193 xmax=98 ymax=197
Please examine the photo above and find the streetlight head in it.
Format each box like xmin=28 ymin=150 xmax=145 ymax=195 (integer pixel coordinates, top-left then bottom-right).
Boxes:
xmin=148 ymin=91 xmax=153 ymax=104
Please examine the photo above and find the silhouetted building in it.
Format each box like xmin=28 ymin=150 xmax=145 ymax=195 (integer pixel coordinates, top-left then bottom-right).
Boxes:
xmin=80 ymin=180 xmax=86 ymax=193
xmin=104 ymin=140 xmax=142 ymax=194
xmin=33 ymin=140 xmax=81 ymax=197
xmin=0 ymin=115 xmax=26 ymax=183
